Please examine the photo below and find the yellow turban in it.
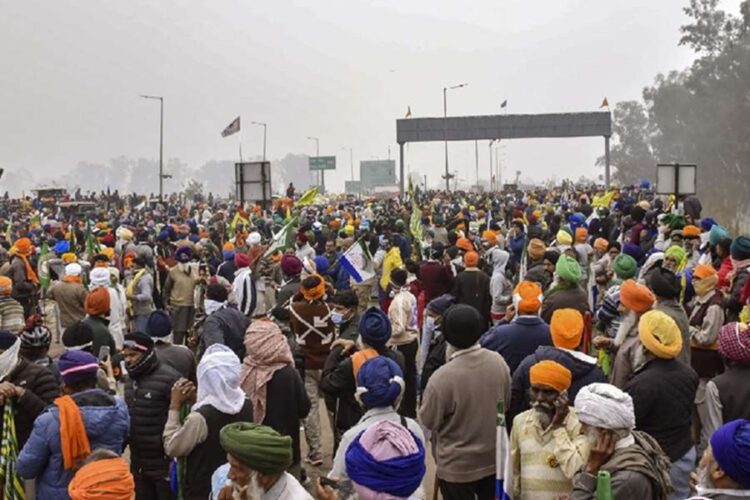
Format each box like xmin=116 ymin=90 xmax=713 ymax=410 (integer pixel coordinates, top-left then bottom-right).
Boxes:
xmin=556 ymin=230 xmax=573 ymax=246
xmin=530 ymin=360 xmax=572 ymax=392
xmin=62 ymin=252 xmax=78 ymax=264
xmin=638 ymin=310 xmax=682 ymax=359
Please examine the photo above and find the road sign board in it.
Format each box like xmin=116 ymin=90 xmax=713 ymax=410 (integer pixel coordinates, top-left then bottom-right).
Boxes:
xmin=360 ymin=160 xmax=396 ymax=189
xmin=309 ymin=156 xmax=336 ymax=171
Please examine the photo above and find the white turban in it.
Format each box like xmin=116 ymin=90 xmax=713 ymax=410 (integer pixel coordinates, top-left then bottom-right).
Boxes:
xmin=246 ymin=232 xmax=262 ymax=247
xmin=574 ymin=383 xmax=635 ymax=430
xmin=89 ymin=267 xmax=111 ymax=288
xmin=64 ymin=263 xmax=82 ymax=277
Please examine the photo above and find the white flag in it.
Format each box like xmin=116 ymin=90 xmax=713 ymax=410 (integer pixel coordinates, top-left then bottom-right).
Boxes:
xmin=221 ymin=116 xmax=241 ymax=137
xmin=339 ymin=240 xmax=374 ymax=283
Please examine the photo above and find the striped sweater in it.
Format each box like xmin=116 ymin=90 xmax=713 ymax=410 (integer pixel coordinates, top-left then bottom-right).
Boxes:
xmin=0 ymin=296 xmax=24 ymax=332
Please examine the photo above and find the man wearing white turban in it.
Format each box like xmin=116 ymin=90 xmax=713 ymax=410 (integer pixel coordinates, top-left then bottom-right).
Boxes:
xmin=570 ymin=383 xmax=672 ymax=499
xmin=89 ymin=266 xmax=127 ymax=349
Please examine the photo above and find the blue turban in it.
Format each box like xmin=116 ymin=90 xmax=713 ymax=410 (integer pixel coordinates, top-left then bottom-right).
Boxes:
xmin=175 ymin=246 xmax=192 ymax=263
xmin=345 ymin=421 xmax=425 ymax=499
xmin=54 ymin=240 xmax=70 ymax=255
xmin=710 ymin=225 xmax=730 ymax=247
xmin=314 ymin=256 xmax=330 ymax=276
xmin=568 ymin=213 xmax=586 ymax=231
xmin=640 ymin=179 xmax=651 ymax=189
xmin=426 ymin=294 xmax=456 ymax=315
xmin=188 ymin=234 xmax=200 ymax=243
xmin=223 ymin=250 xmax=235 ymax=261
xmin=359 ymin=308 xmax=391 ymax=347
xmin=711 ymin=419 xmax=750 ymax=488
xmin=701 ymin=217 xmax=717 ymax=232
xmin=356 ymin=357 xmax=404 ymax=409
xmin=622 ymin=242 xmax=644 ymax=264
xmin=157 ymin=230 xmax=171 ymax=242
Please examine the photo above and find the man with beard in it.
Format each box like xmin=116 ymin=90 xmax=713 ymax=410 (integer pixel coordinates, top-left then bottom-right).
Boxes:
xmin=510 ymin=360 xmax=588 ymax=500
xmin=570 ymin=383 xmax=672 ymax=499
xmin=689 ymin=419 xmax=750 ymax=499
xmin=212 ymin=422 xmax=311 ymax=500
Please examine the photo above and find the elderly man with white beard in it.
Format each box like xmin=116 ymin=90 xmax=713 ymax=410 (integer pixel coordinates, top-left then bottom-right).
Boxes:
xmin=571 ymin=383 xmax=673 ymax=499
xmin=211 ymin=422 xmax=311 ymax=500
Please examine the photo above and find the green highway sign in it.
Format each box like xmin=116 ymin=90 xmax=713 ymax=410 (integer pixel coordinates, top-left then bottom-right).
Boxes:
xmin=309 ymin=156 xmax=336 ymax=171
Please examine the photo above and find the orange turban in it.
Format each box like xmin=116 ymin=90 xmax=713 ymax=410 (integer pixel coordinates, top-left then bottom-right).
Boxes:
xmin=11 ymin=237 xmax=39 ymax=284
xmin=527 ymin=239 xmax=546 ymax=260
xmin=620 ymin=279 xmax=655 ymax=313
xmin=594 ymin=238 xmax=609 ymax=252
xmin=85 ymin=287 xmax=111 ymax=317
xmin=513 ymin=281 xmax=543 ymax=314
xmin=683 ymin=225 xmax=701 ymax=238
xmin=482 ymin=230 xmax=498 ymax=246
xmin=301 ymin=275 xmax=326 ymax=302
xmin=223 ymin=242 xmax=235 ymax=252
xmin=13 ymin=237 xmax=32 ymax=256
xmin=693 ymin=264 xmax=716 ymax=279
xmin=0 ymin=276 xmax=11 ymax=296
xmin=575 ymin=227 xmax=588 ymax=243
xmin=68 ymin=457 xmax=134 ymax=500
xmin=456 ymin=237 xmax=474 ymax=252
xmin=530 ymin=360 xmax=572 ymax=392
xmin=550 ymin=308 xmax=584 ymax=349
xmin=463 ymin=251 xmax=479 ymax=268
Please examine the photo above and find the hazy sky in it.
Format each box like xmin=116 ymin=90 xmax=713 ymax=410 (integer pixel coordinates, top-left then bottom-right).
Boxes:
xmin=1 ymin=0 xmax=705 ymax=193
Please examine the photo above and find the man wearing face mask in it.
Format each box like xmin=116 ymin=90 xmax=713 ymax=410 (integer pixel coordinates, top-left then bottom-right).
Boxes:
xmin=510 ymin=360 xmax=587 ymax=500
xmin=689 ymin=419 xmax=750 ymax=499
xmin=570 ymin=383 xmax=673 ymax=499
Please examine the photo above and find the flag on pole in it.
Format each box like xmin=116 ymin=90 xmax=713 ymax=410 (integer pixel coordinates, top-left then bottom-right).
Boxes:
xmin=405 ymin=106 xmax=412 ymax=118
xmin=4 ymin=216 xmax=12 ymax=244
xmin=495 ymin=400 xmax=513 ymax=500
xmin=408 ymin=179 xmax=422 ymax=258
xmin=599 ymin=97 xmax=609 ymax=109
xmin=38 ymin=240 xmax=51 ymax=290
xmin=294 ymin=186 xmax=319 ymax=207
xmin=85 ymin=221 xmax=101 ymax=257
xmin=591 ymin=191 xmax=616 ymax=208
xmin=500 ymin=100 xmax=508 ymax=109
xmin=221 ymin=116 xmax=241 ymax=138
xmin=263 ymin=217 xmax=298 ymax=259
xmin=339 ymin=239 xmax=375 ymax=283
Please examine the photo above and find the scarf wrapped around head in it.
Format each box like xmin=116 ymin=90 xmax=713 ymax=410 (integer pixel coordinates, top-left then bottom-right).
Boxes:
xmin=220 ymin=422 xmax=293 ymax=475
xmin=194 ymin=344 xmax=247 ymax=415
xmin=710 ymin=419 xmax=750 ymax=489
xmin=11 ymin=237 xmax=39 ymax=285
xmin=718 ymin=323 xmax=750 ymax=365
xmin=68 ymin=457 xmax=134 ymax=500
xmin=574 ymin=383 xmax=635 ymax=430
xmin=240 ymin=320 xmax=293 ymax=424
xmin=345 ymin=420 xmax=426 ymax=500
xmin=692 ymin=264 xmax=718 ymax=297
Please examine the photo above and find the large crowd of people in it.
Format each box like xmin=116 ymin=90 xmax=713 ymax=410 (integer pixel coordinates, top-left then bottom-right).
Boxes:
xmin=0 ymin=182 xmax=749 ymax=499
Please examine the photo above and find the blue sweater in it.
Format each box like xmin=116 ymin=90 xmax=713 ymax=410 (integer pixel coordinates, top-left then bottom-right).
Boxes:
xmin=479 ymin=316 xmax=552 ymax=374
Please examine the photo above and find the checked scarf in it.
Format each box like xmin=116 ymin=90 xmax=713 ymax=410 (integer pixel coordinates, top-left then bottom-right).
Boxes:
xmin=0 ymin=400 xmax=24 ymax=499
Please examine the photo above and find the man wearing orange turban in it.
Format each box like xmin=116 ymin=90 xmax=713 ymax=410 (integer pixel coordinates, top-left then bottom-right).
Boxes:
xmin=82 ymin=287 xmax=117 ymax=362
xmin=510 ymin=360 xmax=587 ymax=499
xmin=68 ymin=454 xmax=134 ymax=500
xmin=6 ymin=236 xmax=39 ymax=316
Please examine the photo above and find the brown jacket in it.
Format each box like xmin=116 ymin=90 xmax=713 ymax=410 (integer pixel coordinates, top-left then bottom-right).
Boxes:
xmin=47 ymin=281 xmax=88 ymax=329
xmin=540 ymin=286 xmax=591 ymax=324
xmin=290 ymin=298 xmax=335 ymax=370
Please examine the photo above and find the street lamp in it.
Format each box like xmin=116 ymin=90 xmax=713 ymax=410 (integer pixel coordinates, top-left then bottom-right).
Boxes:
xmin=307 ymin=136 xmax=321 ymax=190
xmin=341 ymin=147 xmax=354 ymax=181
xmin=443 ymin=83 xmax=467 ymax=191
xmin=140 ymin=95 xmax=164 ymax=202
xmin=250 ymin=121 xmax=267 ymax=162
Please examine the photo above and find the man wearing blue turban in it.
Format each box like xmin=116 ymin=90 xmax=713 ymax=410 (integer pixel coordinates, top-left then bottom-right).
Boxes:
xmin=693 ymin=419 xmax=750 ymax=497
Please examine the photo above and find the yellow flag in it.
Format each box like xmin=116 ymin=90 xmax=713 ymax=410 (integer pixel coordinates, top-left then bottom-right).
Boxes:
xmin=295 ymin=186 xmax=319 ymax=207
xmin=600 ymin=97 xmax=609 ymax=109
xmin=592 ymin=191 xmax=616 ymax=208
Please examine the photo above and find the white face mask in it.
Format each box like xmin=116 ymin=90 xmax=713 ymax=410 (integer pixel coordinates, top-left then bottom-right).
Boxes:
xmin=331 ymin=311 xmax=344 ymax=326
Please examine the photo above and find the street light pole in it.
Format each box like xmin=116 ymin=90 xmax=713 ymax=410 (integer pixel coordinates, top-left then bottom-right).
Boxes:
xmin=442 ymin=83 xmax=467 ymax=192
xmin=140 ymin=95 xmax=164 ymax=202
xmin=250 ymin=121 xmax=267 ymax=162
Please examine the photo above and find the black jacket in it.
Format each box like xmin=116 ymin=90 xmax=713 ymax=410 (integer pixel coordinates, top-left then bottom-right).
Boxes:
xmin=124 ymin=357 xmax=181 ymax=475
xmin=320 ymin=346 xmax=404 ymax=440
xmin=262 ymin=365 xmax=311 ymax=465
xmin=626 ymin=357 xmax=698 ymax=461
xmin=6 ymin=358 xmax=60 ymax=448
xmin=199 ymin=306 xmax=249 ymax=360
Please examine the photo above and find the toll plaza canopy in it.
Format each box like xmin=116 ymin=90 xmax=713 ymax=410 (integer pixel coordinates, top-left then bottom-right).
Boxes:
xmin=395 ymin=111 xmax=612 ymax=195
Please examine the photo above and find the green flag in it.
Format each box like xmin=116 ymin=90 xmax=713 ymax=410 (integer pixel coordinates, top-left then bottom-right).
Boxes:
xmin=263 ymin=217 xmax=298 ymax=259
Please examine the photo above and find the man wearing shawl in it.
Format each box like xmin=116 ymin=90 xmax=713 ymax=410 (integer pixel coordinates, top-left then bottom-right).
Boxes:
xmin=571 ymin=383 xmax=672 ymax=499
xmin=47 ymin=262 xmax=88 ymax=331
xmin=212 ymin=422 xmax=311 ymax=500
xmin=3 ymin=237 xmax=39 ymax=317
xmin=510 ymin=360 xmax=588 ymax=499
xmin=163 ymin=246 xmax=199 ymax=345
xmin=163 ymin=344 xmax=253 ymax=500
xmin=691 ymin=419 xmax=750 ymax=498
xmin=240 ymin=319 xmax=310 ymax=478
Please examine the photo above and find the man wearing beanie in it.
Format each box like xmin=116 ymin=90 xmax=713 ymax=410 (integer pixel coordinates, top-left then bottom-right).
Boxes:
xmin=625 ymin=310 xmax=698 ymax=500
xmin=0 ymin=276 xmax=24 ymax=332
xmin=726 ymin=236 xmax=750 ymax=322
xmin=290 ymin=274 xmax=336 ymax=466
xmin=541 ymin=255 xmax=590 ymax=324
xmin=17 ymin=350 xmax=130 ymax=499
xmin=321 ymin=307 xmax=404 ymax=450
xmin=163 ymin=246 xmax=199 ymax=345
xmin=329 ymin=356 xmax=424 ymax=488
xmin=211 ymin=422 xmax=310 ymax=500
xmin=647 ymin=267 xmax=691 ymax=364
xmin=453 ymin=251 xmax=492 ymax=330
xmin=122 ymin=331 xmax=181 ymax=498
xmin=511 ymin=360 xmax=587 ymax=499
xmin=47 ymin=262 xmax=88 ymax=331
xmin=421 ymin=304 xmax=511 ymax=499
xmin=690 ymin=419 xmax=750 ymax=497
xmin=481 ymin=281 xmax=552 ymax=374
xmin=147 ymin=310 xmax=196 ymax=381
xmin=386 ymin=268 xmax=419 ymax=417
xmin=509 ymin=309 xmax=606 ymax=426
xmin=271 ymin=254 xmax=303 ymax=323
xmin=82 ymin=287 xmax=118 ymax=363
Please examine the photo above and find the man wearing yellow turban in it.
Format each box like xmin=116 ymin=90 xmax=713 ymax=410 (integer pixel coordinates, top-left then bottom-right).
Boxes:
xmin=510 ymin=360 xmax=587 ymax=499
